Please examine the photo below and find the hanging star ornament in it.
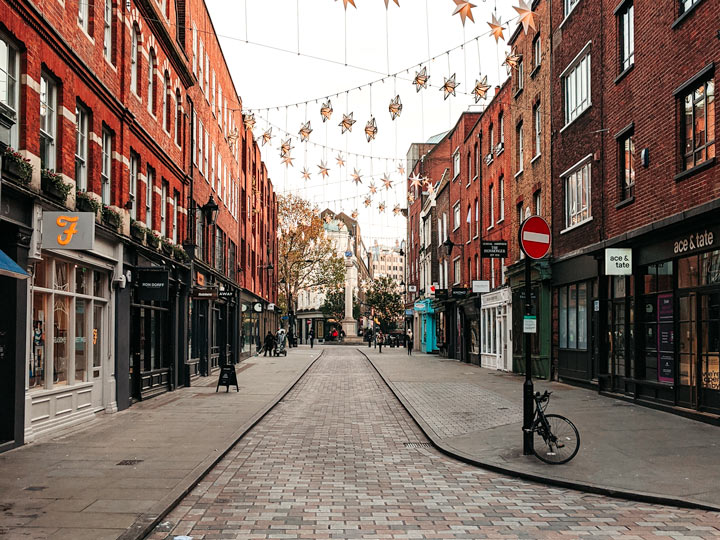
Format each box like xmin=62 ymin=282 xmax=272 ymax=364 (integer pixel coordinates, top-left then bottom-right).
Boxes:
xmin=324 ymin=213 xmax=333 ymax=224
xmin=514 ymin=0 xmax=537 ymax=34
xmin=472 ymin=75 xmax=491 ymax=103
xmin=280 ymin=138 xmax=294 ymax=157
xmin=413 ymin=67 xmax=430 ymax=92
xmin=301 ymin=167 xmax=311 ymax=180
xmin=243 ymin=113 xmax=256 ymax=131
xmin=364 ymin=197 xmax=372 ymax=207
xmin=351 ymin=168 xmax=363 ymax=185
xmin=425 ymin=181 xmax=435 ymax=194
xmin=298 ymin=121 xmax=313 ymax=142
xmin=365 ymin=116 xmax=378 ymax=142
xmin=320 ymin=100 xmax=333 ymax=122
xmin=393 ymin=204 xmax=401 ymax=215
xmin=383 ymin=0 xmax=400 ymax=7
xmin=369 ymin=182 xmax=378 ymax=195
xmin=382 ymin=173 xmax=393 ymax=190
xmin=336 ymin=153 xmax=345 ymax=168
xmin=440 ymin=74 xmax=459 ymax=100
xmin=317 ymin=161 xmax=330 ymax=178
xmin=339 ymin=112 xmax=356 ymax=134
xmin=503 ymin=51 xmax=521 ymax=71
xmin=452 ymin=0 xmax=477 ymax=26
xmin=397 ymin=163 xmax=406 ymax=176
xmin=378 ymin=202 xmax=386 ymax=213
xmin=488 ymin=14 xmax=506 ymax=43
xmin=351 ymin=209 xmax=359 ymax=220
xmin=409 ymin=173 xmax=423 ymax=189
xmin=389 ymin=95 xmax=403 ymax=120
xmin=408 ymin=192 xmax=416 ymax=204
xmin=261 ymin=128 xmax=273 ymax=146
xmin=335 ymin=0 xmax=356 ymax=9
xmin=281 ymin=154 xmax=294 ymax=167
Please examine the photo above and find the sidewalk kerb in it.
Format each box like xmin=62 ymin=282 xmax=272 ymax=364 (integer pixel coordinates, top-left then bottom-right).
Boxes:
xmin=119 ymin=350 xmax=325 ymax=540
xmin=359 ymin=348 xmax=720 ymax=513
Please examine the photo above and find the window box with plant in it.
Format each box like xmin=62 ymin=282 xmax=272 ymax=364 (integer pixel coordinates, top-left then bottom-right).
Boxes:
xmin=146 ymin=230 xmax=161 ymax=249
xmin=2 ymin=147 xmax=33 ymax=185
xmin=161 ymin=237 xmax=174 ymax=256
xmin=172 ymin=244 xmax=189 ymax=263
xmin=76 ymin=190 xmax=101 ymax=215
xmin=101 ymin=205 xmax=122 ymax=230
xmin=130 ymin=219 xmax=146 ymax=242
xmin=41 ymin=169 xmax=72 ymax=201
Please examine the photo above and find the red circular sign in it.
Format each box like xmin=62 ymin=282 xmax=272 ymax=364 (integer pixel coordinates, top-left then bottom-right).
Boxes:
xmin=519 ymin=216 xmax=551 ymax=260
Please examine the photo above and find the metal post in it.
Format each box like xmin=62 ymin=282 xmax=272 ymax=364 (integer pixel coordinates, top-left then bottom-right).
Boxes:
xmin=523 ymin=256 xmax=534 ymax=455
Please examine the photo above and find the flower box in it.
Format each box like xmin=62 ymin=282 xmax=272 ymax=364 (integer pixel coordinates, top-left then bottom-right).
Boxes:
xmin=146 ymin=233 xmax=161 ymax=249
xmin=161 ymin=240 xmax=173 ymax=256
xmin=101 ymin=206 xmax=122 ymax=230
xmin=173 ymin=245 xmax=189 ymax=263
xmin=2 ymin=150 xmax=32 ymax=185
xmin=76 ymin=192 xmax=101 ymax=215
xmin=130 ymin=221 xmax=146 ymax=242
xmin=41 ymin=170 xmax=71 ymax=202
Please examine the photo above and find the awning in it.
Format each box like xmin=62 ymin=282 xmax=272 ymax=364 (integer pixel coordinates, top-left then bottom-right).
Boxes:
xmin=0 ymin=248 xmax=28 ymax=279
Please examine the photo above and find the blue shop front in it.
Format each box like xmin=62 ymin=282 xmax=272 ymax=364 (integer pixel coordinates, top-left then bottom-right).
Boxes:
xmin=414 ymin=299 xmax=438 ymax=354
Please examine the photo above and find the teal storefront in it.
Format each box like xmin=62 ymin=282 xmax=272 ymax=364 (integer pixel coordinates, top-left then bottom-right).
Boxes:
xmin=414 ymin=299 xmax=438 ymax=354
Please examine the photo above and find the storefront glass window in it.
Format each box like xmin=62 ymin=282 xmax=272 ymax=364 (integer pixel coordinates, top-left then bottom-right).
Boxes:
xmin=55 ymin=261 xmax=69 ymax=291
xmin=657 ymin=261 xmax=673 ymax=291
xmin=94 ymin=271 xmax=106 ymax=298
xmin=93 ymin=304 xmax=103 ymax=378
xmin=53 ymin=295 xmax=70 ymax=385
xmin=75 ymin=299 xmax=87 ymax=382
xmin=678 ymin=255 xmax=699 ymax=289
xmin=75 ymin=266 xmax=90 ymax=295
xmin=568 ymin=285 xmax=577 ymax=349
xmin=35 ymin=258 xmax=49 ymax=288
xmin=578 ymin=283 xmax=588 ymax=350
xmin=31 ymin=292 xmax=48 ymax=388
xmin=559 ymin=288 xmax=567 ymax=348
xmin=700 ymin=250 xmax=720 ymax=285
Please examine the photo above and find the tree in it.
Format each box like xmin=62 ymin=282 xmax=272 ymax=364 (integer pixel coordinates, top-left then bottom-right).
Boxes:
xmin=320 ymin=288 xmax=360 ymax=323
xmin=366 ymin=275 xmax=404 ymax=333
xmin=277 ymin=194 xmax=345 ymax=322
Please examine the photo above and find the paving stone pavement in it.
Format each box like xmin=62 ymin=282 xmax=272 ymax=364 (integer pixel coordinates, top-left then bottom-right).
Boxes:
xmin=393 ymin=382 xmax=522 ymax=438
xmin=148 ymin=348 xmax=720 ymax=540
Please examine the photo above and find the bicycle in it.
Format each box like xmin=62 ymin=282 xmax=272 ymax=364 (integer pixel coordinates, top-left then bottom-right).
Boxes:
xmin=530 ymin=390 xmax=580 ymax=464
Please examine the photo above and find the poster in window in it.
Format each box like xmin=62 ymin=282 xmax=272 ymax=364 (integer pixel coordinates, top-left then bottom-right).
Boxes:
xmin=657 ymin=293 xmax=674 ymax=383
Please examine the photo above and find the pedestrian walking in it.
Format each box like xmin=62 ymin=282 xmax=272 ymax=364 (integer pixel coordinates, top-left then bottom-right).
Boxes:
xmin=406 ymin=328 xmax=414 ymax=355
xmin=377 ymin=331 xmax=384 ymax=353
xmin=263 ymin=331 xmax=275 ymax=357
xmin=366 ymin=328 xmax=373 ymax=348
xmin=309 ymin=328 xmax=315 ymax=349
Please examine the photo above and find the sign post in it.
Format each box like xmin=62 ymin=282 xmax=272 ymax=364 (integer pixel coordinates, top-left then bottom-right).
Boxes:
xmin=518 ymin=216 xmax=551 ymax=456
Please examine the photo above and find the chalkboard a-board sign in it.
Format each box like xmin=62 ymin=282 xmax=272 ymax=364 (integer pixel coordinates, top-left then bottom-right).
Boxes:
xmin=216 ymin=365 xmax=239 ymax=392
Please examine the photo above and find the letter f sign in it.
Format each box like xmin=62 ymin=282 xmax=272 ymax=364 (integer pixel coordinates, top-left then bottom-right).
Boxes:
xmin=56 ymin=215 xmax=79 ymax=246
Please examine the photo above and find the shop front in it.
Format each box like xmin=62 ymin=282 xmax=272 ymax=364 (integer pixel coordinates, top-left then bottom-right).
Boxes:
xmin=597 ymin=217 xmax=720 ymax=419
xmin=459 ymin=296 xmax=481 ymax=365
xmin=414 ymin=299 xmax=437 ymax=354
xmin=479 ymin=287 xmax=513 ymax=371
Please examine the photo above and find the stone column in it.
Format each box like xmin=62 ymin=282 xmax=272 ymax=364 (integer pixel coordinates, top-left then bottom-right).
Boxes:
xmin=341 ymin=259 xmax=356 ymax=337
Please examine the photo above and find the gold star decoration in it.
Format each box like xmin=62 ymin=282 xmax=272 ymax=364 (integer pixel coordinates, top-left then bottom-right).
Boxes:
xmin=413 ymin=67 xmax=430 ymax=92
xmin=384 ymin=0 xmax=400 ymax=7
xmin=335 ymin=0 xmax=356 ymax=9
xmin=382 ymin=173 xmax=393 ymax=190
xmin=409 ymin=173 xmax=423 ymax=189
xmin=324 ymin=213 xmax=333 ymax=223
xmin=488 ymin=14 xmax=506 ymax=43
xmin=378 ymin=202 xmax=386 ymax=213
xmin=503 ymin=52 xmax=521 ymax=71
xmin=389 ymin=95 xmax=403 ymax=120
xmin=397 ymin=163 xmax=406 ymax=176
xmin=339 ymin=112 xmax=356 ymax=134
xmin=365 ymin=116 xmax=378 ymax=142
xmin=321 ymin=100 xmax=333 ymax=122
xmin=351 ymin=168 xmax=363 ymax=185
xmin=301 ymin=167 xmax=311 ymax=180
xmin=472 ymin=75 xmax=491 ymax=103
xmin=369 ymin=182 xmax=378 ymax=195
xmin=282 ymin=154 xmax=294 ymax=167
xmin=280 ymin=138 xmax=293 ymax=157
xmin=424 ymin=180 xmax=435 ymax=194
xmin=336 ymin=153 xmax=345 ymax=168
xmin=393 ymin=204 xmax=401 ymax=215
xmin=261 ymin=128 xmax=273 ymax=146
xmin=243 ymin=113 xmax=256 ymax=131
xmin=364 ymin=197 xmax=372 ymax=207
xmin=452 ymin=1 xmax=477 ymax=26
xmin=351 ymin=209 xmax=359 ymax=219
xmin=514 ymin=0 xmax=537 ymax=34
xmin=408 ymin=192 xmax=416 ymax=204
xmin=317 ymin=161 xmax=330 ymax=178
xmin=298 ymin=121 xmax=313 ymax=142
xmin=440 ymin=74 xmax=459 ymax=100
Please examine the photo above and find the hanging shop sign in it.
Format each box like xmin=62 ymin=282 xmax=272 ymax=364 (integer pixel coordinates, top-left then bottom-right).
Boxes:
xmin=435 ymin=289 xmax=449 ymax=300
xmin=481 ymin=241 xmax=508 ymax=259
xmin=657 ymin=293 xmax=674 ymax=383
xmin=241 ymin=303 xmax=248 ymax=312
xmin=472 ymin=280 xmax=490 ymax=293
xmin=253 ymin=303 xmax=263 ymax=312
xmin=605 ymin=248 xmax=632 ymax=275
xmin=451 ymin=288 xmax=470 ymax=298
xmin=408 ymin=285 xmax=417 ymax=292
xmin=137 ymin=269 xmax=170 ymax=302
xmin=414 ymin=302 xmax=426 ymax=311
xmin=218 ymin=289 xmax=235 ymax=299
xmin=267 ymin=303 xmax=276 ymax=311
xmin=42 ymin=212 xmax=95 ymax=250
xmin=196 ymin=272 xmax=206 ymax=286
xmin=192 ymin=286 xmax=218 ymax=299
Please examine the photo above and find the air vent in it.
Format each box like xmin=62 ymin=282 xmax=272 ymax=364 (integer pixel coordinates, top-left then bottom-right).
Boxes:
xmin=404 ymin=442 xmax=432 ymax=449
xmin=117 ymin=459 xmax=144 ymax=466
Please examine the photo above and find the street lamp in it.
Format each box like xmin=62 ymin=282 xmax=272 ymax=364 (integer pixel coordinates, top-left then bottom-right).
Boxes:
xmin=202 ymin=195 xmax=219 ymax=225
xmin=442 ymin=238 xmax=455 ymax=257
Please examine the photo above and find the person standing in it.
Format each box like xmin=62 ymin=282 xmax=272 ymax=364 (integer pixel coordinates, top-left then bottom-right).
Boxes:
xmin=366 ymin=328 xmax=373 ymax=348
xmin=406 ymin=328 xmax=414 ymax=355
xmin=263 ymin=331 xmax=275 ymax=357
xmin=377 ymin=331 xmax=384 ymax=353
xmin=309 ymin=328 xmax=315 ymax=349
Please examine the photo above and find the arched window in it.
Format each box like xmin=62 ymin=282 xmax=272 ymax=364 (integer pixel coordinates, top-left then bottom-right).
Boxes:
xmin=131 ymin=25 xmax=140 ymax=95
xmin=162 ymin=71 xmax=170 ymax=131
xmin=175 ymin=89 xmax=182 ymax=145
xmin=147 ymin=49 xmax=156 ymax=114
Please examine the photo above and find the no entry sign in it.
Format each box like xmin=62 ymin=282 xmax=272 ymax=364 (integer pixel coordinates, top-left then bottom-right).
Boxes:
xmin=519 ymin=216 xmax=551 ymax=260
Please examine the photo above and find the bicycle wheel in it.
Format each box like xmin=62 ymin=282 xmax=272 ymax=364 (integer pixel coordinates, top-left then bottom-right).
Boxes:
xmin=532 ymin=414 xmax=580 ymax=464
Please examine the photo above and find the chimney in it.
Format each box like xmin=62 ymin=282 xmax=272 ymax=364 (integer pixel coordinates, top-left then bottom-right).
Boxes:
xmin=494 ymin=85 xmax=501 ymax=96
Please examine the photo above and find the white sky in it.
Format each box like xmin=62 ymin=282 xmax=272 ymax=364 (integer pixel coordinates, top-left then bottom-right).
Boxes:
xmin=207 ymin=0 xmax=519 ymax=246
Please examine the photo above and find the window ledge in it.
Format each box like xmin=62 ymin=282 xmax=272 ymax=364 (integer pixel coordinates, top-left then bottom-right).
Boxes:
xmin=615 ymin=196 xmax=635 ymax=209
xmin=560 ymin=104 xmax=593 ymax=134
xmin=560 ymin=216 xmax=593 ymax=235
xmin=473 ymin=235 xmax=479 ymax=240
xmin=530 ymin=65 xmax=541 ymax=79
xmin=614 ymin=63 xmax=634 ymax=85
xmin=513 ymin=87 xmax=524 ymax=99
xmin=487 ymin=225 xmax=495 ymax=231
xmin=473 ymin=175 xmax=479 ymax=182
xmin=674 ymin=157 xmax=716 ymax=182
xmin=514 ymin=169 xmax=524 ymax=179
xmin=465 ymin=182 xmax=471 ymax=189
xmin=497 ymin=218 xmax=505 ymax=225
xmin=531 ymin=154 xmax=542 ymax=164
xmin=672 ymin=0 xmax=706 ymax=29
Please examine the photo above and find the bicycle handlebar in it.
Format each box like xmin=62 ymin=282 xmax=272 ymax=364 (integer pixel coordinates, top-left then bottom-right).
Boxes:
xmin=534 ymin=390 xmax=552 ymax=402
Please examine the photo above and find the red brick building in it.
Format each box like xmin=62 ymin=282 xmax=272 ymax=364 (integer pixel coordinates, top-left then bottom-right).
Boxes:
xmin=0 ymin=0 xmax=277 ymax=450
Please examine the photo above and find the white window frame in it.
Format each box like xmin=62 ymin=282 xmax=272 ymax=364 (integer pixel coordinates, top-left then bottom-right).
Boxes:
xmin=498 ymin=176 xmax=505 ymax=222
xmin=619 ymin=2 xmax=634 ymax=72
xmin=452 ymin=149 xmax=460 ymax=179
xmin=75 ymin=104 xmax=89 ymax=191
xmin=453 ymin=203 xmax=461 ymax=231
xmin=0 ymin=35 xmax=19 ymax=147
xmin=148 ymin=49 xmax=156 ymax=115
xmin=146 ymin=166 xmax=154 ymax=229
xmin=499 ymin=112 xmax=504 ymax=145
xmin=517 ymin=59 xmax=524 ymax=92
xmin=562 ymin=155 xmax=593 ymax=231
xmin=211 ymin=70 xmax=216 ymax=114
xmin=533 ymin=35 xmax=542 ymax=69
xmin=39 ymin=73 xmax=57 ymax=170
xmin=534 ymin=104 xmax=542 ymax=157
xmin=534 ymin=190 xmax=542 ymax=216
xmin=101 ymin=128 xmax=112 ymax=204
xmin=78 ymin=0 xmax=89 ymax=32
xmin=474 ymin=199 xmax=479 ymax=238
xmin=517 ymin=123 xmax=524 ymax=175
xmin=129 ymin=152 xmax=139 ymax=220
xmin=198 ymin=40 xmax=204 ymax=94
xmin=162 ymin=72 xmax=169 ymax=132
xmin=103 ymin=0 xmax=112 ymax=62
xmin=565 ymin=0 xmax=580 ymax=17
xmin=453 ymin=258 xmax=461 ymax=285
xmin=562 ymin=42 xmax=592 ymax=127
xmin=489 ymin=185 xmax=495 ymax=227
xmin=192 ymin=24 xmax=197 ymax=76
xmin=131 ymin=27 xmax=139 ymax=95
xmin=160 ymin=181 xmax=167 ymax=236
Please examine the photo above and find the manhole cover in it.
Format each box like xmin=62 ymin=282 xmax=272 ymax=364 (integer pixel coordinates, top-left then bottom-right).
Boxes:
xmin=404 ymin=442 xmax=432 ymax=449
xmin=24 ymin=486 xmax=47 ymax=491
xmin=117 ymin=459 xmax=144 ymax=466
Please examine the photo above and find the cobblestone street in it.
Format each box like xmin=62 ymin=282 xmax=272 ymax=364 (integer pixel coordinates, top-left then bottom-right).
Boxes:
xmin=149 ymin=349 xmax=720 ymax=539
